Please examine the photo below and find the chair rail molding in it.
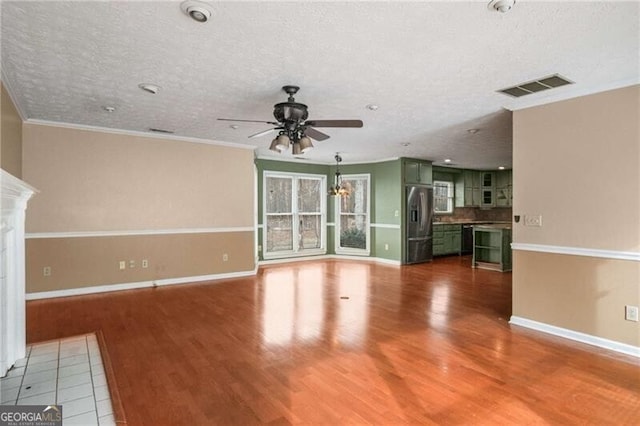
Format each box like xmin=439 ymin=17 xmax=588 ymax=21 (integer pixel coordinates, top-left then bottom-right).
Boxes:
xmin=1 ymin=169 xmax=37 ymax=377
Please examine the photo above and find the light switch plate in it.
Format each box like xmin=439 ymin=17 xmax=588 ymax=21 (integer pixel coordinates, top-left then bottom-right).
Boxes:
xmin=625 ymin=305 xmax=639 ymax=322
xmin=524 ymin=215 xmax=543 ymax=227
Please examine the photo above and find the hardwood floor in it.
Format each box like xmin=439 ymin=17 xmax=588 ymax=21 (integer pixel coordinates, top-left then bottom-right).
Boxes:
xmin=26 ymin=256 xmax=639 ymax=425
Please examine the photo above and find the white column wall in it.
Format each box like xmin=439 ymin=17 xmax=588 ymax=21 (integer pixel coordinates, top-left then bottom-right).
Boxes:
xmin=1 ymin=170 xmax=36 ymax=377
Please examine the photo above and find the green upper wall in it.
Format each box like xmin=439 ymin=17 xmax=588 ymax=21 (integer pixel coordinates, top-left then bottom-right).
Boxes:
xmin=255 ymin=157 xmax=404 ymax=261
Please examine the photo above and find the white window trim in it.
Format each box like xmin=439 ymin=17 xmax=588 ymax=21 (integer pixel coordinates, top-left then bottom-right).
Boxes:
xmin=335 ymin=173 xmax=371 ymax=256
xmin=263 ymin=171 xmax=327 ymax=259
xmin=434 ymin=180 xmax=454 ymax=215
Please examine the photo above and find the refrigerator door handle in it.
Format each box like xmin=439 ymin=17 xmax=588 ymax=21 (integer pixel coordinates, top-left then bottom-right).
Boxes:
xmin=419 ymin=191 xmax=426 ymax=231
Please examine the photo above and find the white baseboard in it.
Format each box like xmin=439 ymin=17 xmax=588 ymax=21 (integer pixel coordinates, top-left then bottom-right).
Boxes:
xmin=509 ymin=316 xmax=640 ymax=358
xmin=259 ymin=254 xmax=401 ymax=266
xmin=330 ymin=254 xmax=402 ymax=266
xmin=26 ymin=268 xmax=258 ymax=300
xmin=27 ymin=255 xmax=404 ymax=300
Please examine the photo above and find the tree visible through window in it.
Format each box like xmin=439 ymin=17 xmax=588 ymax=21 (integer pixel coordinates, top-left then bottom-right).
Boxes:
xmin=264 ymin=173 xmax=326 ymax=257
xmin=336 ymin=175 xmax=370 ymax=254
xmin=434 ymin=180 xmax=454 ymax=214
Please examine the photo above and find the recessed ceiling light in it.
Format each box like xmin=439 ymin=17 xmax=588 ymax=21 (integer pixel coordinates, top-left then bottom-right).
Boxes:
xmin=488 ymin=0 xmax=515 ymax=13
xmin=181 ymin=1 xmax=213 ymax=23
xmin=498 ymin=166 xmax=505 ymax=170
xmin=444 ymin=159 xmax=452 ymax=163
xmin=467 ymin=128 xmax=479 ymax=134
xmin=138 ymin=83 xmax=161 ymax=94
xmin=366 ymin=104 xmax=379 ymax=111
xmin=102 ymin=106 xmax=115 ymax=113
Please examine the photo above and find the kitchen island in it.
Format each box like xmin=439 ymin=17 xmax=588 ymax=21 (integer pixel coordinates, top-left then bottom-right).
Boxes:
xmin=472 ymin=224 xmax=512 ymax=271
xmin=433 ymin=221 xmax=510 ymax=256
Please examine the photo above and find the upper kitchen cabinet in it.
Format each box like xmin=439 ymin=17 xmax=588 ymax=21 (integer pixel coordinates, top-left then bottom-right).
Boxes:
xmin=451 ymin=168 xmax=512 ymax=208
xmin=495 ymin=169 xmax=513 ymax=207
xmin=403 ymin=159 xmax=432 ymax=185
xmin=480 ymin=171 xmax=495 ymax=208
xmin=463 ymin=170 xmax=481 ymax=207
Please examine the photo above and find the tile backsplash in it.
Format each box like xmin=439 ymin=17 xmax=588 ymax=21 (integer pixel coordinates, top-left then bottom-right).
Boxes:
xmin=437 ymin=207 xmax=512 ymax=223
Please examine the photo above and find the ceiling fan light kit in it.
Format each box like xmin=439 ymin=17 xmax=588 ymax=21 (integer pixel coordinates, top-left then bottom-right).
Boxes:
xmin=275 ymin=134 xmax=291 ymax=151
xmin=298 ymin=136 xmax=314 ymax=153
xmin=217 ymin=85 xmax=363 ymax=156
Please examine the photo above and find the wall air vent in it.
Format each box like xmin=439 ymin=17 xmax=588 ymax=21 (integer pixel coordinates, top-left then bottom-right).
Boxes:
xmin=149 ymin=128 xmax=175 ymax=134
xmin=498 ymin=74 xmax=573 ymax=98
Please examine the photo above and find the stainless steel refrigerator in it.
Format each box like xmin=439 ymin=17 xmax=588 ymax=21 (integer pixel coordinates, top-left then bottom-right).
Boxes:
xmin=405 ymin=185 xmax=434 ymax=264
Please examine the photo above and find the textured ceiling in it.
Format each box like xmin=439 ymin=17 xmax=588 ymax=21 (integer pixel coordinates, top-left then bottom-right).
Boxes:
xmin=1 ymin=1 xmax=638 ymax=167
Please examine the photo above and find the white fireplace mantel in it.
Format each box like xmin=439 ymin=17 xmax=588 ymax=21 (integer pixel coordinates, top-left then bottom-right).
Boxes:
xmin=1 ymin=169 xmax=37 ymax=377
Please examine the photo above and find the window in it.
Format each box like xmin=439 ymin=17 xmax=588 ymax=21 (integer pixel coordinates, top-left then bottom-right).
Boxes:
xmin=336 ymin=174 xmax=370 ymax=255
xmin=434 ymin=180 xmax=454 ymax=214
xmin=264 ymin=172 xmax=326 ymax=258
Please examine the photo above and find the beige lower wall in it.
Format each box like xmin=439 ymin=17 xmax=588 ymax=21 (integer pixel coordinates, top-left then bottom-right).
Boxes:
xmin=513 ymin=250 xmax=639 ymax=347
xmin=26 ymin=231 xmax=255 ymax=293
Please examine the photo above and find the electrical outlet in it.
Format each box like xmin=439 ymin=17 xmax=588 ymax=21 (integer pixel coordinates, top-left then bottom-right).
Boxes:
xmin=222 ymin=253 xmax=228 ymax=262
xmin=129 ymin=260 xmax=136 ymax=268
xmin=258 ymin=245 xmax=262 ymax=252
xmin=142 ymin=259 xmax=148 ymax=268
xmin=524 ymin=215 xmax=543 ymax=227
xmin=384 ymin=243 xmax=389 ymax=251
xmin=625 ymin=305 xmax=639 ymax=322
xmin=119 ymin=261 xmax=126 ymax=270
xmin=43 ymin=266 xmax=51 ymax=277
xmin=394 ymin=210 xmax=399 ymax=217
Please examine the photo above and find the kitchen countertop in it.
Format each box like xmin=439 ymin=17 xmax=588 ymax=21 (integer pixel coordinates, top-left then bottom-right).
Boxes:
xmin=472 ymin=223 xmax=512 ymax=230
xmin=433 ymin=220 xmax=511 ymax=225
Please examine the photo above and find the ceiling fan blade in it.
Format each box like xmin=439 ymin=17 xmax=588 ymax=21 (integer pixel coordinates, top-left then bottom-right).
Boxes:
xmin=217 ymin=118 xmax=280 ymax=125
xmin=305 ymin=127 xmax=331 ymax=141
xmin=248 ymin=128 xmax=277 ymax=139
xmin=304 ymin=119 xmax=363 ymax=128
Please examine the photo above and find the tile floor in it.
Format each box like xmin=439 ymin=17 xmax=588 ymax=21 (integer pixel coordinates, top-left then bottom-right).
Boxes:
xmin=0 ymin=333 xmax=116 ymax=425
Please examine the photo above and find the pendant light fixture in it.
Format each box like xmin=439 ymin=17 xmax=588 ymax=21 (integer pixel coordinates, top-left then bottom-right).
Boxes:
xmin=328 ymin=154 xmax=349 ymax=197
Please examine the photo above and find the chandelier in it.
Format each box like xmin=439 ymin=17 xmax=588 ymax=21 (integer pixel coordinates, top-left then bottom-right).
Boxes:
xmin=328 ymin=154 xmax=350 ymax=197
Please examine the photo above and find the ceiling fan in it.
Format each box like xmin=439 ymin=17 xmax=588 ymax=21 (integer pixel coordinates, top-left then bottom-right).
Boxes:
xmin=218 ymin=85 xmax=363 ymax=155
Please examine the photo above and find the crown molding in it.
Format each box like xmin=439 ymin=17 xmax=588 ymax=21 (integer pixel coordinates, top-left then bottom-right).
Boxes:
xmin=24 ymin=119 xmax=256 ymax=151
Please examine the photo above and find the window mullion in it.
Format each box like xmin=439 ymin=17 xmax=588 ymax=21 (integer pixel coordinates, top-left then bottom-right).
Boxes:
xmin=292 ymin=177 xmax=299 ymax=253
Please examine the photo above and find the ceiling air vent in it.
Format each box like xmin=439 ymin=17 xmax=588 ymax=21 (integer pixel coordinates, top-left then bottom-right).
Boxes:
xmin=498 ymin=74 xmax=573 ymax=98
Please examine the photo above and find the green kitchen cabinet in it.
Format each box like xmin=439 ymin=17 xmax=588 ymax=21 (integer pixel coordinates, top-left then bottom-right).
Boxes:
xmin=404 ymin=159 xmax=432 ymax=185
xmin=472 ymin=225 xmax=512 ymax=271
xmin=480 ymin=171 xmax=496 ymax=208
xmin=433 ymin=225 xmax=445 ymax=255
xmin=433 ymin=224 xmax=461 ymax=256
xmin=495 ymin=169 xmax=513 ymax=207
xmin=463 ymin=170 xmax=481 ymax=207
